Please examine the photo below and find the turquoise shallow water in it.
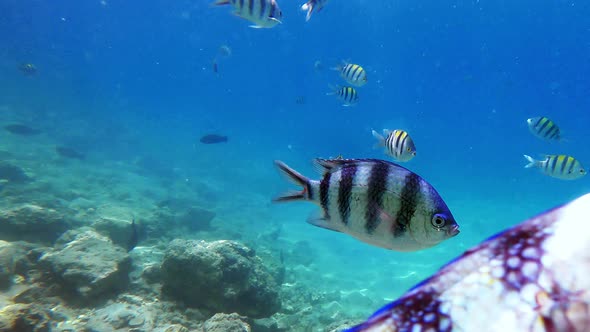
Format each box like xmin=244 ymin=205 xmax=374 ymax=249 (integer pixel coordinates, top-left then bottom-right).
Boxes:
xmin=1 ymin=1 xmax=590 ymax=331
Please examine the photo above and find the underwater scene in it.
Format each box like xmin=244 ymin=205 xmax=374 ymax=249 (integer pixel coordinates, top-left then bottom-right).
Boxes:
xmin=1 ymin=0 xmax=590 ymax=331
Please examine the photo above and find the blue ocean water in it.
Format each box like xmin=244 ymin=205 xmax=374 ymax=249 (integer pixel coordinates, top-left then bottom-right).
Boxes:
xmin=1 ymin=0 xmax=590 ymax=330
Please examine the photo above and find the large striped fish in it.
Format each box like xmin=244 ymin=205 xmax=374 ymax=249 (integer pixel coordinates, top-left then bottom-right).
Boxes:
xmin=273 ymin=159 xmax=459 ymax=252
xmin=214 ymin=0 xmax=282 ymax=29
xmin=345 ymin=193 xmax=590 ymax=332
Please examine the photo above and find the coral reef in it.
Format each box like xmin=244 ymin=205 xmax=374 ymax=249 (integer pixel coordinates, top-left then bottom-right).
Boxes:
xmin=0 ymin=303 xmax=51 ymax=332
xmin=38 ymin=230 xmax=131 ymax=302
xmin=203 ymin=313 xmax=251 ymax=332
xmin=161 ymin=239 xmax=281 ymax=318
xmin=0 ymin=204 xmax=70 ymax=244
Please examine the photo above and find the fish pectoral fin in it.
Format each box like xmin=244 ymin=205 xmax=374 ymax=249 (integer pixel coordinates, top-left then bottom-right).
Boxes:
xmin=376 ymin=207 xmax=402 ymax=232
xmin=269 ymin=17 xmax=282 ymax=24
xmin=306 ymin=210 xmax=341 ymax=233
xmin=377 ymin=208 xmax=396 ymax=224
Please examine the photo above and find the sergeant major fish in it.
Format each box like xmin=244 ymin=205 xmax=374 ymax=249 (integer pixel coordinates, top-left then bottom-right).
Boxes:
xmin=524 ymin=154 xmax=586 ymax=180
xmin=301 ymin=0 xmax=328 ymax=21
xmin=346 ymin=192 xmax=590 ymax=332
xmin=372 ymin=129 xmax=417 ymax=162
xmin=527 ymin=116 xmax=561 ymax=142
xmin=334 ymin=62 xmax=368 ymax=87
xmin=214 ymin=0 xmax=282 ymax=28
xmin=273 ymin=158 xmax=459 ymax=252
xmin=328 ymin=86 xmax=359 ymax=106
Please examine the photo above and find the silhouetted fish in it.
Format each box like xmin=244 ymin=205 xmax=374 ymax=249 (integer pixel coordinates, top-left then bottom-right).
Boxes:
xmin=127 ymin=218 xmax=139 ymax=252
xmin=4 ymin=124 xmax=40 ymax=136
xmin=212 ymin=59 xmax=219 ymax=73
xmin=346 ymin=193 xmax=590 ymax=332
xmin=18 ymin=63 xmax=37 ymax=75
xmin=56 ymin=146 xmax=85 ymax=160
xmin=200 ymin=134 xmax=228 ymax=144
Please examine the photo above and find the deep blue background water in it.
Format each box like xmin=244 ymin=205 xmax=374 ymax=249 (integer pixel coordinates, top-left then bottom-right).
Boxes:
xmin=2 ymin=0 xmax=590 ymax=308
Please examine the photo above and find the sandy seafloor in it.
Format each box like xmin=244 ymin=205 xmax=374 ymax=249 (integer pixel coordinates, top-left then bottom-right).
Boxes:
xmin=0 ymin=90 xmax=587 ymax=332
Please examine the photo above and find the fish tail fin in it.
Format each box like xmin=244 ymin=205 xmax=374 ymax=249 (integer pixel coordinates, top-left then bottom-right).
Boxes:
xmin=326 ymin=84 xmax=339 ymax=95
xmin=523 ymin=154 xmax=539 ymax=168
xmin=301 ymin=1 xmax=315 ymax=21
xmin=273 ymin=160 xmax=312 ymax=202
xmin=372 ymin=129 xmax=385 ymax=148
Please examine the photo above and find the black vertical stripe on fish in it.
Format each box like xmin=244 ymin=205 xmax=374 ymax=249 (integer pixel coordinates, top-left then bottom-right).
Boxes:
xmin=320 ymin=172 xmax=331 ymax=219
xmin=560 ymin=156 xmax=568 ymax=174
xmin=269 ymin=2 xmax=276 ymax=18
xmin=400 ymin=133 xmax=409 ymax=153
xmin=365 ymin=162 xmax=389 ymax=234
xmin=533 ymin=116 xmax=543 ymax=128
xmin=392 ymin=173 xmax=421 ymax=237
xmin=544 ymin=158 xmax=550 ymax=172
xmin=247 ymin=0 xmax=253 ymax=16
xmin=338 ymin=165 xmax=357 ymax=225
xmin=394 ymin=132 xmax=403 ymax=155
xmin=351 ymin=65 xmax=362 ymax=81
xmin=260 ymin=0 xmax=266 ymax=19
xmin=543 ymin=124 xmax=555 ymax=139
xmin=344 ymin=64 xmax=352 ymax=78
xmin=550 ymin=157 xmax=558 ymax=173
xmin=238 ymin=0 xmax=244 ymax=10
xmin=538 ymin=118 xmax=551 ymax=135
xmin=567 ymin=157 xmax=576 ymax=174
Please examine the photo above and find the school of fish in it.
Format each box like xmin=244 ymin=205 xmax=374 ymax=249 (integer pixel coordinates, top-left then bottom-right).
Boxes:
xmin=524 ymin=116 xmax=586 ymax=180
xmin=208 ymin=1 xmax=589 ymax=330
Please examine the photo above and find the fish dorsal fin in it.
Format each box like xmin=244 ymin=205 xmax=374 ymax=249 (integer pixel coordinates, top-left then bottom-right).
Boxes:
xmin=313 ymin=158 xmax=410 ymax=176
xmin=312 ymin=158 xmax=375 ymax=173
xmin=313 ymin=158 xmax=356 ymax=173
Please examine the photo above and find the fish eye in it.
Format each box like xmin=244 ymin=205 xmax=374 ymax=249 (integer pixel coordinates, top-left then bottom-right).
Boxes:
xmin=431 ymin=214 xmax=446 ymax=228
xmin=581 ymin=169 xmax=586 ymax=174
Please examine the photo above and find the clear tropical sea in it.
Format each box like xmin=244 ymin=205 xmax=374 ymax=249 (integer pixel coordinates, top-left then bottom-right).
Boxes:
xmin=1 ymin=0 xmax=589 ymax=331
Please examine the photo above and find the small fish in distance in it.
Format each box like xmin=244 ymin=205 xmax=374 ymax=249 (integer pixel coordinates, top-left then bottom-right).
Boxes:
xmin=4 ymin=124 xmax=40 ymax=136
xmin=527 ymin=116 xmax=561 ymax=142
xmin=18 ymin=63 xmax=37 ymax=76
xmin=328 ymin=86 xmax=358 ymax=106
xmin=200 ymin=134 xmax=228 ymax=144
xmin=212 ymin=60 xmax=218 ymax=73
xmin=56 ymin=146 xmax=85 ymax=160
xmin=127 ymin=217 xmax=139 ymax=252
xmin=273 ymin=158 xmax=459 ymax=252
xmin=218 ymin=44 xmax=232 ymax=58
xmin=372 ymin=129 xmax=417 ymax=162
xmin=346 ymin=192 xmax=590 ymax=332
xmin=334 ymin=62 xmax=368 ymax=87
xmin=301 ymin=0 xmax=328 ymax=21
xmin=213 ymin=0 xmax=282 ymax=29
